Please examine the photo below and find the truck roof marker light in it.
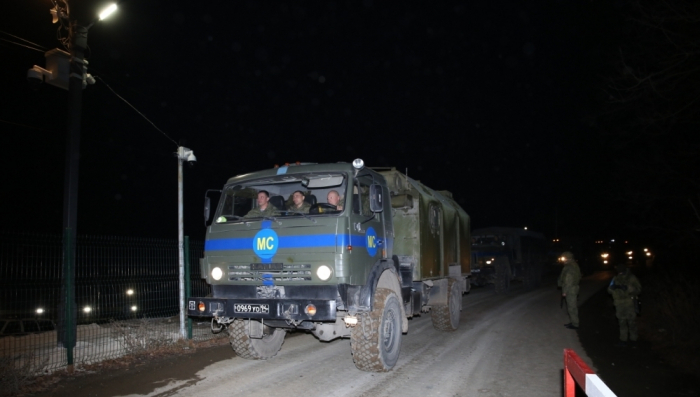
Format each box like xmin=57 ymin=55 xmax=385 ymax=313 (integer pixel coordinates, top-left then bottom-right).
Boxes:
xmin=305 ymin=304 xmax=317 ymax=316
xmin=347 ymin=245 xmax=352 ymax=252
xmin=198 ymin=302 xmax=206 ymax=312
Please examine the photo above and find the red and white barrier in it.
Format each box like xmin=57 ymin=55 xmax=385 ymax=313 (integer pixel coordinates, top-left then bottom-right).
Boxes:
xmin=564 ymin=349 xmax=616 ymax=397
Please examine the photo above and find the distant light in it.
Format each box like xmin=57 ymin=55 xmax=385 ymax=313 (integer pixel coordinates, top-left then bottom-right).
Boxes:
xmin=126 ymin=289 xmax=134 ymax=296
xmin=628 ymin=256 xmax=633 ymax=259
xmin=644 ymin=248 xmax=648 ymax=252
xmin=36 ymin=308 xmax=44 ymax=314
xmin=626 ymin=251 xmax=633 ymax=255
xmin=486 ymin=260 xmax=492 ymax=265
xmin=646 ymin=252 xmax=651 ymax=256
xmin=131 ymin=306 xmax=138 ymax=312
xmin=524 ymin=226 xmax=528 ymax=230
xmin=83 ymin=306 xmax=92 ymax=313
xmin=603 ymin=260 xmax=608 ymax=264
xmin=99 ymin=3 xmax=118 ymax=20
xmin=610 ymin=239 xmax=615 ymax=243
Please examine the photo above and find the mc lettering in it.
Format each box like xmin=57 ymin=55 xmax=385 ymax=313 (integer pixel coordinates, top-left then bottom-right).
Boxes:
xmin=257 ymin=236 xmax=275 ymax=251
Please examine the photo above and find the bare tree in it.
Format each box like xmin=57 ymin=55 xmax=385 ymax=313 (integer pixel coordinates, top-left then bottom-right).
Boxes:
xmin=600 ymin=0 xmax=700 ymax=246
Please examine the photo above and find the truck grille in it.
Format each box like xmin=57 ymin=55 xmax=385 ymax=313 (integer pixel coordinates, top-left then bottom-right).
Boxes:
xmin=227 ymin=264 xmax=312 ymax=282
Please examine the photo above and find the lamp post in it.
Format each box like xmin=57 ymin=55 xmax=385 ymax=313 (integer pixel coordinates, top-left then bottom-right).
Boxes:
xmin=38 ymin=1 xmax=118 ymax=370
xmin=176 ymin=147 xmax=196 ymax=339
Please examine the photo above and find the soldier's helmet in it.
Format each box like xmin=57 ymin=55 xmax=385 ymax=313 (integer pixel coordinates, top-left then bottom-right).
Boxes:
xmin=561 ymin=251 xmax=574 ymax=260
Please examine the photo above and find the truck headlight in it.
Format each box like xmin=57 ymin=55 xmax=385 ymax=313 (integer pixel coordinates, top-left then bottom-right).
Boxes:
xmin=317 ymin=265 xmax=332 ymax=280
xmin=212 ymin=267 xmax=223 ymax=281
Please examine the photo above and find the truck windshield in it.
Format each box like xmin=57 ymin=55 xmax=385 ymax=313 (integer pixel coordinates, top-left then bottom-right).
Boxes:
xmin=471 ymin=235 xmax=507 ymax=247
xmin=215 ymin=173 xmax=348 ymax=223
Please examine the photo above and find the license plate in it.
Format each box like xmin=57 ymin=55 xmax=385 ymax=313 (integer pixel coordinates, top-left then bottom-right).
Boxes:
xmin=251 ymin=263 xmax=283 ymax=271
xmin=233 ymin=303 xmax=270 ymax=314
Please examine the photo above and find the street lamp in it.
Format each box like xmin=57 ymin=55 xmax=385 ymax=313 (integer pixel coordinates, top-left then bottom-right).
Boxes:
xmin=30 ymin=1 xmax=118 ymax=370
xmin=176 ymin=147 xmax=196 ymax=339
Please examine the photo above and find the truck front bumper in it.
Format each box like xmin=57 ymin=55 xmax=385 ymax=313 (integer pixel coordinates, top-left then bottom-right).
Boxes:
xmin=188 ymin=297 xmax=337 ymax=322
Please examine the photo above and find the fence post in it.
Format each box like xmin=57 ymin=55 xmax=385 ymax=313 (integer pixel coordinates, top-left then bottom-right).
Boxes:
xmin=185 ymin=235 xmax=192 ymax=339
xmin=59 ymin=228 xmax=76 ymax=370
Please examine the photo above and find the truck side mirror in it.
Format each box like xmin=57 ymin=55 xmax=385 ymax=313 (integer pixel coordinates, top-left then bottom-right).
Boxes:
xmin=369 ymin=184 xmax=383 ymax=212
xmin=204 ymin=196 xmax=211 ymax=224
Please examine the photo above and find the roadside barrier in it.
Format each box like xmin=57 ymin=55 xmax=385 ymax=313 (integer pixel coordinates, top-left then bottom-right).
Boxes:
xmin=564 ymin=348 xmax=616 ymax=397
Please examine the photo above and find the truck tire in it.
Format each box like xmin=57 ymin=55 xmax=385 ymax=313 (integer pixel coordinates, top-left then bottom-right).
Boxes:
xmin=351 ymin=288 xmax=402 ymax=372
xmin=228 ymin=319 xmax=285 ymax=360
xmin=494 ymin=261 xmax=510 ymax=293
xmin=431 ymin=278 xmax=461 ymax=331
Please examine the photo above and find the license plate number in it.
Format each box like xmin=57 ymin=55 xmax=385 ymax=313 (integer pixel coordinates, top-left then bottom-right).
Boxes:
xmin=233 ymin=304 xmax=269 ymax=314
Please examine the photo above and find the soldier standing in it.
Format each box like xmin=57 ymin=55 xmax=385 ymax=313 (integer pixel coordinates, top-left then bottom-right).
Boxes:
xmin=245 ymin=190 xmax=278 ymax=218
xmin=288 ymin=191 xmax=311 ymax=213
xmin=608 ymin=264 xmax=642 ymax=346
xmin=558 ymin=251 xmax=582 ymax=330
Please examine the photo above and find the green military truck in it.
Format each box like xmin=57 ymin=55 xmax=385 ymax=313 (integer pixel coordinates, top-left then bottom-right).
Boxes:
xmin=470 ymin=227 xmax=547 ymax=293
xmin=188 ymin=159 xmax=471 ymax=372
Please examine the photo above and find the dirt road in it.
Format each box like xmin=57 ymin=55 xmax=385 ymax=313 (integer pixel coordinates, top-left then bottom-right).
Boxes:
xmin=47 ymin=274 xmax=609 ymax=397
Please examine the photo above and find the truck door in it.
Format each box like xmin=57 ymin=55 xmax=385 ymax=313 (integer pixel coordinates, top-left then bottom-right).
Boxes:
xmin=349 ymin=176 xmax=385 ymax=284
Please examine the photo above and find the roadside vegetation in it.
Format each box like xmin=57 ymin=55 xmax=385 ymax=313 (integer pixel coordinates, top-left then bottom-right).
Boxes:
xmin=638 ymin=256 xmax=700 ymax=377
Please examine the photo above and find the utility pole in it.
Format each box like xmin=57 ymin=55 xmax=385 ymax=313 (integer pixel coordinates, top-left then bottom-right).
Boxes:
xmin=58 ymin=20 xmax=88 ymax=370
xmin=30 ymin=2 xmax=118 ymax=370
xmin=176 ymin=147 xmax=196 ymax=339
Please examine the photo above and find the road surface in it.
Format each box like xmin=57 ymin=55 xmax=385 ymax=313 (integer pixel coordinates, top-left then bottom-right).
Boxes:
xmin=49 ymin=273 xmax=609 ymax=397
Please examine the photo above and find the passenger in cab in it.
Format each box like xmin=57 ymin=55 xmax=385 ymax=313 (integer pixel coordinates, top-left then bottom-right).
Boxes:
xmin=245 ymin=190 xmax=278 ymax=218
xmin=288 ymin=191 xmax=311 ymax=213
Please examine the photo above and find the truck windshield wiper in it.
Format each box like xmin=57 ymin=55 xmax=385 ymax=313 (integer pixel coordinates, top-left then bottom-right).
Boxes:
xmin=287 ymin=211 xmax=317 ymax=223
xmin=263 ymin=215 xmax=282 ymax=225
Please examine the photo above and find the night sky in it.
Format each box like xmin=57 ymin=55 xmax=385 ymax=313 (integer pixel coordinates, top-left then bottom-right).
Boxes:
xmin=1 ymin=1 xmax=626 ymax=242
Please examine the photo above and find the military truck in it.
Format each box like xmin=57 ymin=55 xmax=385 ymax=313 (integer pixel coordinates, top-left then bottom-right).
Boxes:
xmin=470 ymin=227 xmax=547 ymax=293
xmin=188 ymin=159 xmax=471 ymax=372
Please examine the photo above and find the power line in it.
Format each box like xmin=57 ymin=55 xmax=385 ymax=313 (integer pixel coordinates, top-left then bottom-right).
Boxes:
xmin=0 ymin=30 xmax=47 ymax=51
xmin=0 ymin=37 xmax=45 ymax=53
xmin=94 ymin=76 xmax=178 ymax=147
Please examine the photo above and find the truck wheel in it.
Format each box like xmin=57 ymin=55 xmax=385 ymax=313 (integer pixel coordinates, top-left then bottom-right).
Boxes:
xmin=228 ymin=319 xmax=286 ymax=360
xmin=351 ymin=288 xmax=402 ymax=372
xmin=431 ymin=278 xmax=461 ymax=331
xmin=494 ymin=261 xmax=510 ymax=293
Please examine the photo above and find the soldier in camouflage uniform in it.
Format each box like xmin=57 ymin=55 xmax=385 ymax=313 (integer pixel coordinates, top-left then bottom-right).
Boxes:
xmin=608 ymin=264 xmax=642 ymax=346
xmin=288 ymin=190 xmax=311 ymax=213
xmin=558 ymin=251 xmax=582 ymax=329
xmin=244 ymin=190 xmax=278 ymax=218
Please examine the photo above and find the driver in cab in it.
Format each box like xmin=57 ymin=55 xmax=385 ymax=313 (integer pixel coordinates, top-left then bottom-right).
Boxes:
xmin=327 ymin=190 xmax=344 ymax=210
xmin=245 ymin=190 xmax=278 ymax=218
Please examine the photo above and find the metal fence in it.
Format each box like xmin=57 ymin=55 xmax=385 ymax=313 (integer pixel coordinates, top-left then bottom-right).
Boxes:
xmin=0 ymin=231 xmax=218 ymax=373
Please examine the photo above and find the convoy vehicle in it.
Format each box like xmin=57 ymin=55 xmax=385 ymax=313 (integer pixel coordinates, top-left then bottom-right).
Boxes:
xmin=470 ymin=227 xmax=547 ymax=293
xmin=188 ymin=159 xmax=471 ymax=372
